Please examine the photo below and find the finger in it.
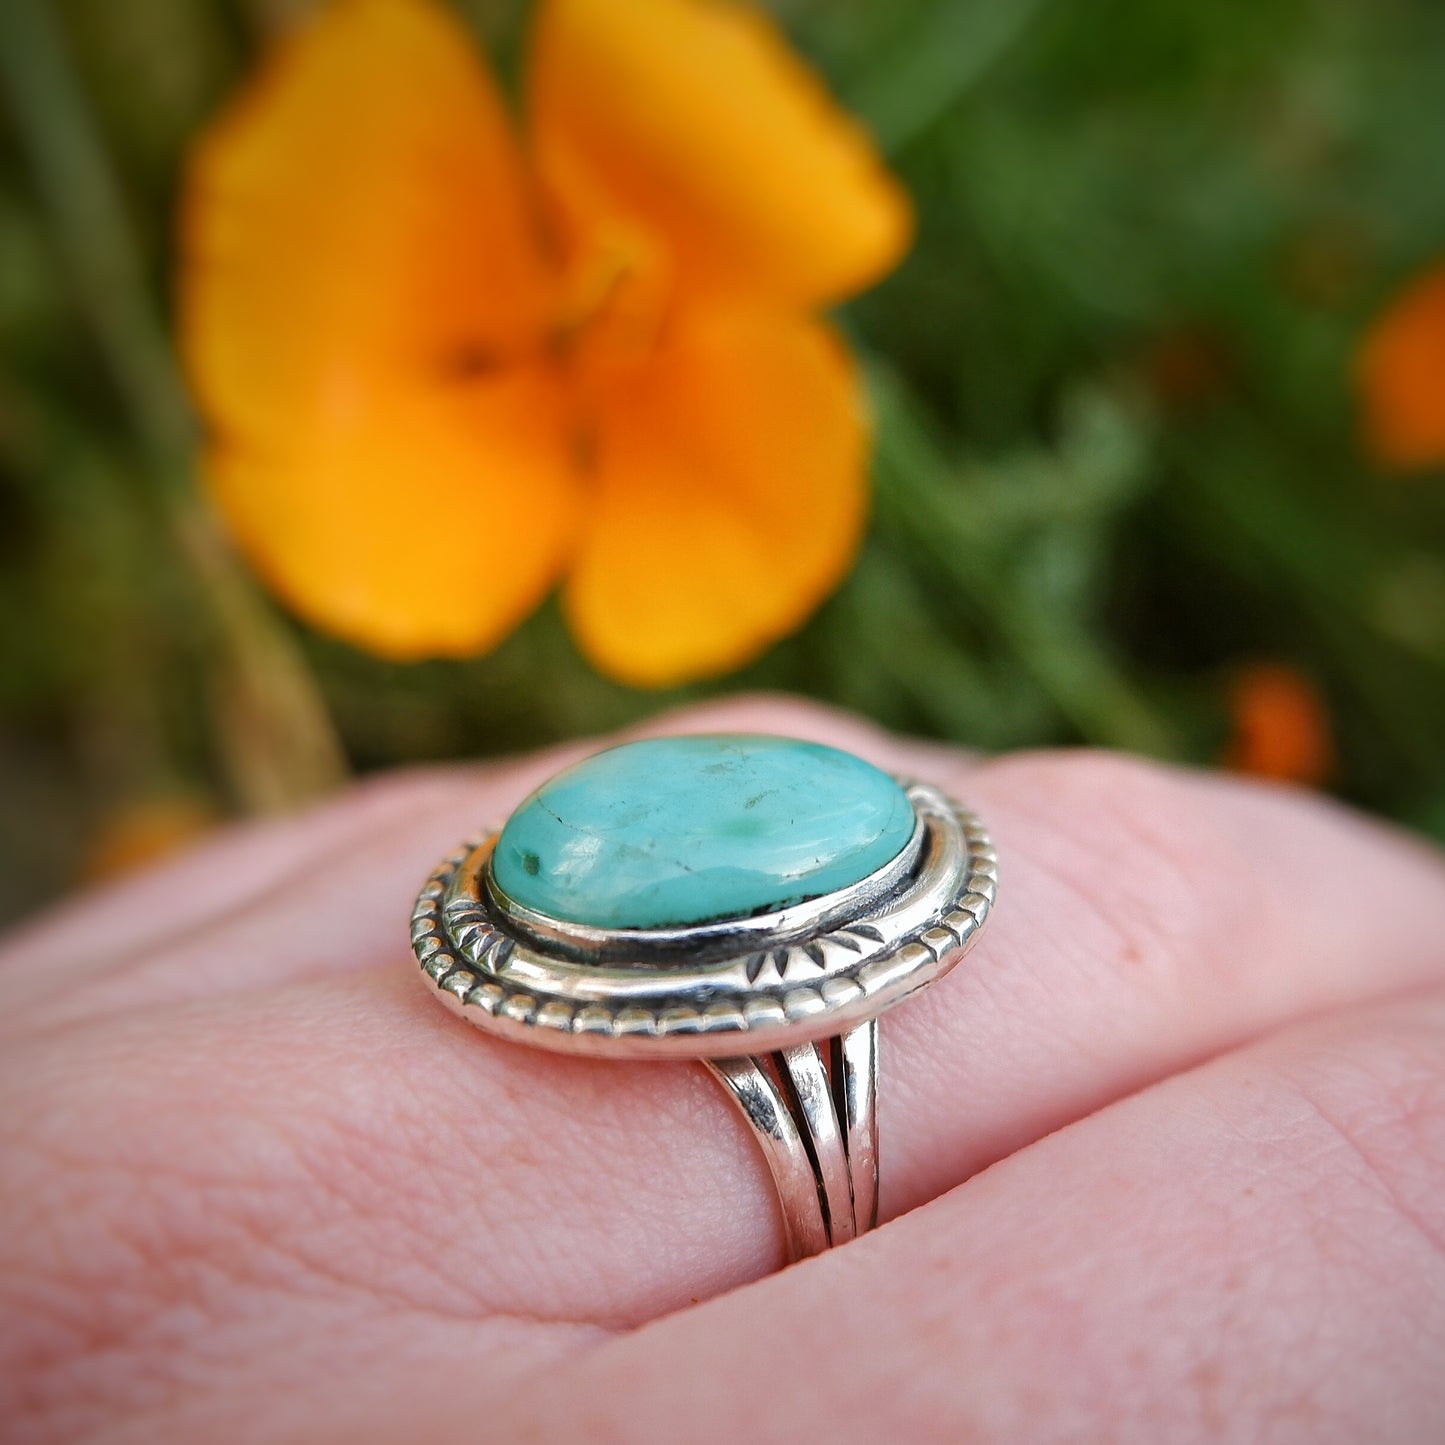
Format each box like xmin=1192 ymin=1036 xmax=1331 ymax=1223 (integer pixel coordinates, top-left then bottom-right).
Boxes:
xmin=436 ymin=983 xmax=1445 ymax=1444
xmin=886 ymin=749 xmax=1445 ymax=1213
xmin=0 ymin=765 xmax=514 ymax=994
xmin=0 ymin=696 xmax=929 ymax=1032
xmin=2 ymin=705 xmax=1445 ymax=1439
xmin=4 ymin=723 xmax=1444 ymax=1378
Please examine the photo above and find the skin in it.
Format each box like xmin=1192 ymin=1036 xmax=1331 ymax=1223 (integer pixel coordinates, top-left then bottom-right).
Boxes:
xmin=2 ymin=695 xmax=1444 ymax=1444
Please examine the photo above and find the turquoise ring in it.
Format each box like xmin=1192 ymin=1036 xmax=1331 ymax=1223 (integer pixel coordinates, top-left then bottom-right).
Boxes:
xmin=409 ymin=733 xmax=997 ymax=1258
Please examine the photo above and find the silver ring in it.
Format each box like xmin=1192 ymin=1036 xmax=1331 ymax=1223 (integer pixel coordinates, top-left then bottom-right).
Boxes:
xmin=409 ymin=735 xmax=997 ymax=1261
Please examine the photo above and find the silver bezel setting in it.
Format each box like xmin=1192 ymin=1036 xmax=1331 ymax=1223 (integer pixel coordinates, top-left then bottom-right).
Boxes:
xmin=409 ymin=779 xmax=995 ymax=1059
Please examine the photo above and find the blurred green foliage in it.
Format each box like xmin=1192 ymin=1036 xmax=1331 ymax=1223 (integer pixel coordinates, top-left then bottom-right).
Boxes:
xmin=2 ymin=0 xmax=1444 ymax=922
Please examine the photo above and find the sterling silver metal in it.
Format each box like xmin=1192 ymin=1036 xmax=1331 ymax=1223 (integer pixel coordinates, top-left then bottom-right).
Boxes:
xmin=410 ymin=777 xmax=996 ymax=1260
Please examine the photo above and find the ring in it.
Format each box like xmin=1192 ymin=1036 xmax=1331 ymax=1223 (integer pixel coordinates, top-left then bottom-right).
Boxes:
xmin=409 ymin=734 xmax=997 ymax=1261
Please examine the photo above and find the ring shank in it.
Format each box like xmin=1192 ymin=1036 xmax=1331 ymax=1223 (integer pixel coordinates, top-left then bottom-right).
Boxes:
xmin=704 ymin=1019 xmax=879 ymax=1261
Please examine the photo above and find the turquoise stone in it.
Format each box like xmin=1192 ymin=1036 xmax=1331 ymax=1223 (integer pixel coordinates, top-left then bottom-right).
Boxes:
xmin=491 ymin=734 xmax=915 ymax=930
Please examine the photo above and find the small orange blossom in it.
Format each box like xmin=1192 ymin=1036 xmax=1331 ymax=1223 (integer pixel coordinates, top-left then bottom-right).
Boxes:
xmin=83 ymin=796 xmax=217 ymax=882
xmin=1222 ymin=663 xmax=1332 ymax=787
xmin=180 ymin=0 xmax=910 ymax=685
xmin=1355 ymin=263 xmax=1445 ymax=472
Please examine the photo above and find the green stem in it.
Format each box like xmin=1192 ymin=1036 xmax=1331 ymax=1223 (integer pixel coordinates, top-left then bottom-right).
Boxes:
xmin=870 ymin=367 xmax=1179 ymax=757
xmin=1177 ymin=442 xmax=1445 ymax=780
xmin=851 ymin=0 xmax=1054 ymax=156
xmin=0 ymin=0 xmax=191 ymax=471
xmin=0 ymin=0 xmax=347 ymax=809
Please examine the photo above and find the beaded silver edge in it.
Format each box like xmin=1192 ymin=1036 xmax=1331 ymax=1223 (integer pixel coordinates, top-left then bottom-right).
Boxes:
xmin=409 ymin=779 xmax=995 ymax=1059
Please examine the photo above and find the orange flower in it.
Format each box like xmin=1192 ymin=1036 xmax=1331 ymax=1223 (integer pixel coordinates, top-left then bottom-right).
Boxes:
xmin=180 ymin=0 xmax=910 ymax=685
xmin=1355 ymin=263 xmax=1445 ymax=472
xmin=1222 ymin=663 xmax=1333 ymax=787
xmin=84 ymin=796 xmax=217 ymax=881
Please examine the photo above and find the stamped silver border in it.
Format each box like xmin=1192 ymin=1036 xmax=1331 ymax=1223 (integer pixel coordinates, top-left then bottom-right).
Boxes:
xmin=409 ymin=779 xmax=996 ymax=1059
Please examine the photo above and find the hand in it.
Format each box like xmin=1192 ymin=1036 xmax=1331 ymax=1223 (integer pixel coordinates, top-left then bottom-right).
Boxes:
xmin=4 ymin=698 xmax=1444 ymax=1444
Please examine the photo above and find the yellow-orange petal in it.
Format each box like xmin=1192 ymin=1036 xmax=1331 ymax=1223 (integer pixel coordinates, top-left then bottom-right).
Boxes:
xmin=528 ymin=0 xmax=911 ymax=311
xmin=1356 ymin=264 xmax=1445 ymax=471
xmin=208 ymin=364 xmax=581 ymax=659
xmin=181 ymin=0 xmax=557 ymax=442
xmin=563 ymin=311 xmax=867 ymax=686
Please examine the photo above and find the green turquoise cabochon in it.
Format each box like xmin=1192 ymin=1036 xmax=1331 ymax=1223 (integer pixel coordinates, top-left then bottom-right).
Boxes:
xmin=490 ymin=734 xmax=917 ymax=931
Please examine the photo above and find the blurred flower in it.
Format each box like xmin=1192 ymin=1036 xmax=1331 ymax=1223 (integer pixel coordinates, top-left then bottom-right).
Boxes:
xmin=180 ymin=0 xmax=909 ymax=686
xmin=1222 ymin=663 xmax=1332 ymax=787
xmin=1355 ymin=263 xmax=1445 ymax=472
xmin=84 ymin=795 xmax=218 ymax=882
xmin=1138 ymin=326 xmax=1233 ymax=413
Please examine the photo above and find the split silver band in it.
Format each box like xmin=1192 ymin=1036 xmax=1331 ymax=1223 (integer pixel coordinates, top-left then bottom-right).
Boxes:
xmin=706 ymin=1021 xmax=878 ymax=1258
xmin=409 ymin=778 xmax=995 ymax=1261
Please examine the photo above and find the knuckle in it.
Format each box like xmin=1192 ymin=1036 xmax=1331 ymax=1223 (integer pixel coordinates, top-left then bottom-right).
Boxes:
xmin=977 ymin=749 xmax=1268 ymax=1003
